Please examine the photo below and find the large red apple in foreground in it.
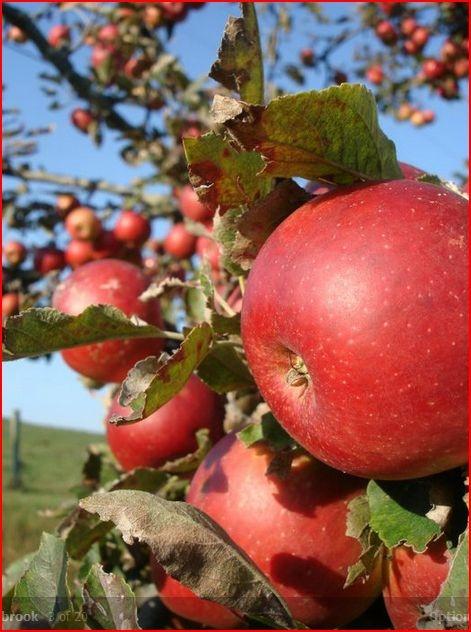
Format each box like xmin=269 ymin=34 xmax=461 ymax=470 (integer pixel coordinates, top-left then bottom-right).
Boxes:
xmin=383 ymin=538 xmax=452 ymax=629
xmin=52 ymin=259 xmax=163 ymax=382
xmin=152 ymin=433 xmax=382 ymax=628
xmin=106 ymin=374 xmax=224 ymax=470
xmin=241 ymin=180 xmax=467 ymax=479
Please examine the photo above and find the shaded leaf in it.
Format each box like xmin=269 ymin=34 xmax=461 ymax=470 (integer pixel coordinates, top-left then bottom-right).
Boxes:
xmin=210 ymin=3 xmax=264 ymax=104
xmin=80 ymin=490 xmax=295 ymax=629
xmin=111 ymin=323 xmax=213 ymax=425
xmin=160 ymin=429 xmax=212 ymax=474
xmin=197 ymin=342 xmax=254 ymax=394
xmin=213 ymin=207 xmax=247 ymax=276
xmin=12 ymin=533 xmax=71 ymax=624
xmin=183 ymin=132 xmax=270 ymax=214
xmin=211 ymin=85 xmax=402 ymax=184
xmin=345 ymin=495 xmax=383 ymax=587
xmin=82 ymin=564 xmax=140 ymax=630
xmin=418 ymin=531 xmax=469 ymax=630
xmin=228 ymin=179 xmax=311 ymax=271
xmin=367 ymin=480 xmax=442 ymax=552
xmin=2 ymin=553 xmax=35 ymax=614
xmin=211 ymin=312 xmax=241 ymax=336
xmin=58 ymin=507 xmax=114 ymax=561
xmin=3 ymin=306 xmax=166 ymax=361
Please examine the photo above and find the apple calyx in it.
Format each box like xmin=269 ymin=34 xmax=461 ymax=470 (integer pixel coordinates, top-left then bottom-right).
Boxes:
xmin=286 ymin=352 xmax=311 ymax=395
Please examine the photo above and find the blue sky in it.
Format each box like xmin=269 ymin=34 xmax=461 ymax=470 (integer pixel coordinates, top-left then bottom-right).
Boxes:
xmin=3 ymin=2 xmax=468 ymax=433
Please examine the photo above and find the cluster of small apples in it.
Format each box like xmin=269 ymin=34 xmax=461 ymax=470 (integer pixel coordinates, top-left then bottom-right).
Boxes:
xmin=372 ymin=7 xmax=467 ymax=101
xmin=418 ymin=38 xmax=468 ymax=100
xmin=162 ymin=185 xmax=221 ymax=274
xmin=375 ymin=15 xmax=430 ymax=53
xmin=395 ymin=102 xmax=435 ymax=127
xmin=1 ymin=196 xmax=153 ymax=319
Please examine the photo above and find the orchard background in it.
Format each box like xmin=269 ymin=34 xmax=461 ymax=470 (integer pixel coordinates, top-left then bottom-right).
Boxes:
xmin=2 ymin=2 xmax=469 ymax=631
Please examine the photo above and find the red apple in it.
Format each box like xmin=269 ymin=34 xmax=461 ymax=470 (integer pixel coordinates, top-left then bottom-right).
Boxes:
xmin=106 ymin=374 xmax=224 ymax=470
xmin=400 ymin=17 xmax=417 ymax=37
xmin=116 ymin=5 xmax=137 ymax=21
xmin=180 ymin=120 xmax=202 ymax=140
xmin=152 ymin=433 xmax=382 ymax=628
xmin=375 ymin=20 xmax=398 ymax=45
xmin=123 ymin=56 xmax=151 ymax=79
xmin=65 ymin=206 xmax=102 ymax=241
xmin=383 ymin=538 xmax=452 ymax=629
xmin=403 ymin=39 xmax=420 ymax=56
xmin=52 ymin=259 xmax=164 ymax=383
xmin=422 ymin=59 xmax=446 ymax=81
xmin=47 ymin=24 xmax=71 ymax=48
xmin=163 ymin=224 xmax=196 ymax=259
xmin=7 ymin=26 xmax=27 ymax=43
xmin=436 ymin=77 xmax=459 ymax=99
xmin=421 ymin=110 xmax=435 ymax=124
xmin=34 ymin=246 xmax=66 ymax=275
xmin=441 ymin=39 xmax=462 ymax=62
xmin=366 ymin=64 xmax=384 ymax=85
xmin=396 ymin=103 xmax=415 ymax=121
xmin=143 ymin=5 xmax=164 ymax=29
xmin=299 ymin=47 xmax=315 ymax=67
xmin=453 ymin=58 xmax=468 ymax=78
xmin=70 ymin=108 xmax=95 ymax=134
xmin=399 ymin=162 xmax=426 ymax=180
xmin=4 ymin=241 xmax=27 ymax=266
xmin=176 ymin=185 xmax=213 ymax=222
xmin=65 ymin=240 xmax=95 ymax=269
xmin=56 ymin=193 xmax=79 ymax=219
xmin=161 ymin=2 xmax=188 ymax=23
xmin=241 ymin=180 xmax=467 ymax=480
xmin=2 ymin=293 xmax=20 ymax=319
xmin=196 ymin=236 xmax=221 ymax=271
xmin=410 ymin=110 xmax=426 ymax=127
xmin=97 ymin=23 xmax=120 ymax=44
xmin=114 ymin=210 xmax=151 ymax=248
xmin=411 ymin=26 xmax=429 ymax=49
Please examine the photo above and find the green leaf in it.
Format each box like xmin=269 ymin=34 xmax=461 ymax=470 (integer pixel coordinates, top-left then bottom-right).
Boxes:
xmin=197 ymin=342 xmax=254 ymax=394
xmin=418 ymin=531 xmax=469 ymax=630
xmin=2 ymin=553 xmax=35 ymax=614
xmin=183 ymin=132 xmax=270 ymax=214
xmin=238 ymin=413 xmax=296 ymax=451
xmin=211 ymin=312 xmax=241 ymax=336
xmin=3 ymin=305 xmax=167 ymax=361
xmin=160 ymin=428 xmax=212 ymax=474
xmin=213 ymin=207 xmax=247 ymax=276
xmin=80 ymin=490 xmax=295 ymax=629
xmin=367 ymin=480 xmax=442 ymax=552
xmin=209 ymin=2 xmax=264 ymax=104
xmin=185 ymin=286 xmax=208 ymax=323
xmin=82 ymin=564 xmax=140 ymax=630
xmin=344 ymin=495 xmax=383 ymax=587
xmin=111 ymin=323 xmax=213 ymax=425
xmin=212 ymin=85 xmax=402 ymax=184
xmin=58 ymin=508 xmax=114 ymax=561
xmin=12 ymin=533 xmax=71 ymax=624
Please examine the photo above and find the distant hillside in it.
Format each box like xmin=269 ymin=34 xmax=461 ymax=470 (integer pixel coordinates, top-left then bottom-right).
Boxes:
xmin=3 ymin=420 xmax=103 ymax=568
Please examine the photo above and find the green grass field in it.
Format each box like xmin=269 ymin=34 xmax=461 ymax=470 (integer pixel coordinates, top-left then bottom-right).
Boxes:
xmin=3 ymin=420 xmax=103 ymax=569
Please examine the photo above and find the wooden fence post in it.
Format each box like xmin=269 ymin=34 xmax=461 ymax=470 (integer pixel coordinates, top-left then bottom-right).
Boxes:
xmin=9 ymin=409 xmax=22 ymax=489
